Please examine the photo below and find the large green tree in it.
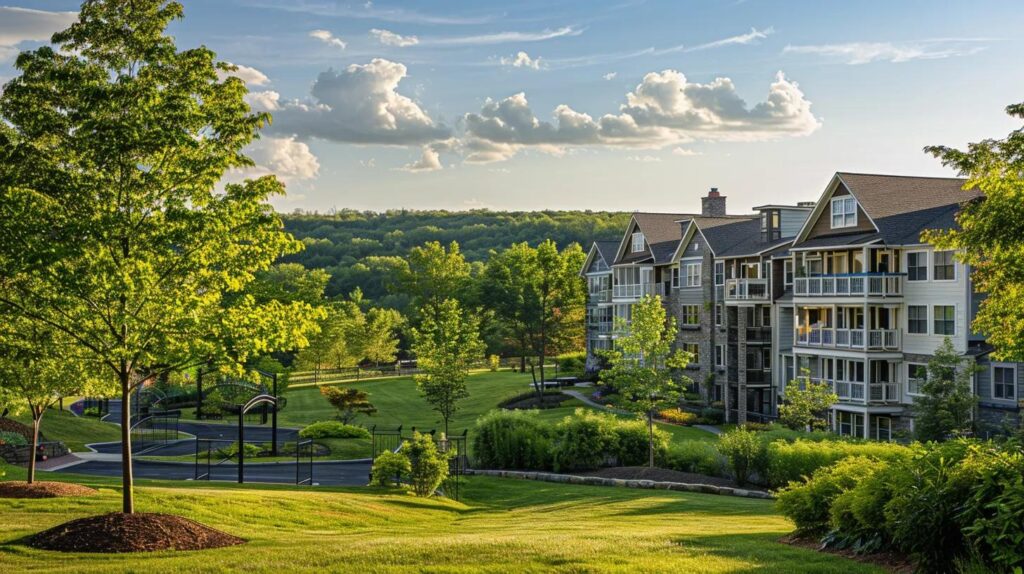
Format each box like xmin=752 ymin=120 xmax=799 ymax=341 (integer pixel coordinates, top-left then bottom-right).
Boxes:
xmin=912 ymin=338 xmax=979 ymax=441
xmin=924 ymin=101 xmax=1024 ymax=360
xmin=600 ymin=295 xmax=690 ymax=467
xmin=398 ymin=241 xmax=472 ymax=321
xmin=0 ymin=1 xmax=321 ymax=513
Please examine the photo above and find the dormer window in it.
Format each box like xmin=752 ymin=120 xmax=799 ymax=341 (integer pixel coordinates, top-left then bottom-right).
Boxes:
xmin=631 ymin=232 xmax=645 ymax=253
xmin=831 ymin=196 xmax=858 ymax=229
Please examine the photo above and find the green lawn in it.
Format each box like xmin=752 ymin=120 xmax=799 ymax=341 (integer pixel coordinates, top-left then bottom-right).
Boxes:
xmin=10 ymin=409 xmax=122 ymax=452
xmin=532 ymin=399 xmax=719 ymax=443
xmin=0 ymin=464 xmax=879 ymax=573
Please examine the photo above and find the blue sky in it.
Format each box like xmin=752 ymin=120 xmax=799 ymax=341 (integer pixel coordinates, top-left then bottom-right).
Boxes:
xmin=3 ymin=1 xmax=1023 ymax=213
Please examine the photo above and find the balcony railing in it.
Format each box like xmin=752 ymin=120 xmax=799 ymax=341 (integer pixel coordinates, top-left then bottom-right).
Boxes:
xmin=725 ymin=278 xmax=770 ymax=302
xmin=793 ymin=273 xmax=903 ymax=298
xmin=612 ymin=283 xmax=656 ymax=299
xmin=796 ymin=327 xmax=900 ymax=350
xmin=806 ymin=377 xmax=900 ymax=404
xmin=587 ymin=321 xmax=613 ymax=333
xmin=588 ymin=289 xmax=611 ymax=303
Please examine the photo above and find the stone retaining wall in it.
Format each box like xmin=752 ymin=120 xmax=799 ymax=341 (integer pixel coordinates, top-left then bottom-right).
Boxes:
xmin=466 ymin=469 xmax=773 ymax=500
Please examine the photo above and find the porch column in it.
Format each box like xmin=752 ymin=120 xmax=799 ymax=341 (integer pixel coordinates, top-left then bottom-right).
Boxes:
xmin=864 ymin=411 xmax=871 ymax=440
xmin=737 ymin=306 xmax=748 ymax=425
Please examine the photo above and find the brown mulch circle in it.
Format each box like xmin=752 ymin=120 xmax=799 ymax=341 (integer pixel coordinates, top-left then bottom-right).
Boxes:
xmin=780 ymin=534 xmax=914 ymax=573
xmin=577 ymin=466 xmax=767 ymax=491
xmin=28 ymin=512 xmax=246 ymax=553
xmin=0 ymin=481 xmax=98 ymax=499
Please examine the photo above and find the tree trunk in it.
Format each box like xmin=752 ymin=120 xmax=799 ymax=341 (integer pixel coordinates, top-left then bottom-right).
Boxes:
xmin=28 ymin=410 xmax=41 ymax=484
xmin=647 ymin=411 xmax=655 ymax=468
xmin=120 ymin=376 xmax=135 ymax=514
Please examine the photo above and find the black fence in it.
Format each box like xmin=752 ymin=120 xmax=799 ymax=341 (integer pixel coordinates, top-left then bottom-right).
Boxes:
xmin=130 ymin=412 xmax=181 ymax=452
xmin=193 ymin=437 xmax=315 ymax=486
xmin=370 ymin=425 xmax=468 ymax=500
xmin=194 ymin=438 xmax=237 ymax=481
xmin=80 ymin=397 xmax=111 ymax=417
xmin=296 ymin=439 xmax=314 ymax=485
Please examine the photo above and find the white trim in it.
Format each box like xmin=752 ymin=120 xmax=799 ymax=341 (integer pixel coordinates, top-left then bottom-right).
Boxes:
xmin=684 ymin=262 xmax=701 ymax=287
xmin=631 ymin=231 xmax=645 ymax=253
xmin=830 ymin=196 xmax=858 ymax=229
xmin=715 ymin=344 xmax=725 ymax=367
xmin=784 ymin=259 xmax=794 ymax=287
xmin=906 ymin=304 xmax=928 ymax=335
xmin=792 ymin=173 xmax=881 ymax=245
xmin=670 ymin=220 xmax=699 ymax=262
xmin=932 ymin=250 xmax=957 ymax=282
xmin=905 ymin=249 xmax=929 ymax=282
xmin=906 ymin=362 xmax=927 ymax=396
xmin=991 ymin=363 xmax=1017 ymax=401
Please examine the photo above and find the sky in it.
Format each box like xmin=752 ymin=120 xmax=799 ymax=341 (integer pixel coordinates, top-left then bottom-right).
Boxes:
xmin=3 ymin=1 xmax=1023 ymax=214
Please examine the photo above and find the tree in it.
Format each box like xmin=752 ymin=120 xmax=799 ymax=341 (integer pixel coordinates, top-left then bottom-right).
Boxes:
xmin=363 ymin=308 xmax=403 ymax=366
xmin=412 ymin=299 xmax=484 ymax=435
xmin=599 ymin=295 xmax=690 ymax=467
xmin=320 ymin=386 xmax=377 ymax=424
xmin=0 ymin=1 xmax=322 ymax=513
xmin=398 ymin=241 xmax=472 ymax=321
xmin=247 ymin=263 xmax=330 ymax=306
xmin=779 ymin=371 xmax=838 ymax=431
xmin=913 ymin=338 xmax=980 ymax=441
xmin=924 ymin=101 xmax=1024 ymax=361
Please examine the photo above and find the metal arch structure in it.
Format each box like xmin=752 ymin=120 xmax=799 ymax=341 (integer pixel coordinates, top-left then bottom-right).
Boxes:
xmin=237 ymin=394 xmax=278 ymax=484
xmin=195 ymin=369 xmax=282 ymax=456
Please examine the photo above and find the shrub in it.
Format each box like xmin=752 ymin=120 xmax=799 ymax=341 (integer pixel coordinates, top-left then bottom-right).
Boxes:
xmin=405 ymin=432 xmax=450 ymax=497
xmin=825 ymin=461 xmax=898 ymax=553
xmin=666 ymin=440 xmax=727 ymax=477
xmin=487 ymin=354 xmax=501 ymax=372
xmin=697 ymin=407 xmax=724 ymax=425
xmin=473 ymin=409 xmax=552 ymax=470
xmin=764 ymin=438 xmax=912 ymax=489
xmin=218 ymin=441 xmax=263 ymax=459
xmin=954 ymin=443 xmax=1024 ymax=571
xmin=370 ymin=451 xmax=411 ymax=487
xmin=658 ymin=408 xmax=697 ymax=425
xmin=0 ymin=431 xmax=28 ymax=447
xmin=299 ymin=421 xmax=371 ymax=439
xmin=741 ymin=422 xmax=772 ymax=432
xmin=556 ymin=352 xmax=586 ymax=375
xmin=82 ymin=407 xmax=101 ymax=417
xmin=718 ymin=428 xmax=765 ymax=486
xmin=776 ymin=456 xmax=883 ymax=535
xmin=551 ymin=408 xmax=620 ymax=472
xmin=614 ymin=417 xmax=670 ymax=466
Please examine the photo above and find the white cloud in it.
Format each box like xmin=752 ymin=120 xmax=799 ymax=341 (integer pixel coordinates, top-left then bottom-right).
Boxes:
xmin=245 ymin=90 xmax=281 ymax=112
xmin=371 ymin=28 xmax=419 ymax=47
xmin=684 ymin=27 xmax=773 ymax=52
xmin=402 ymin=146 xmax=443 ymax=172
xmin=463 ymin=70 xmax=820 ymax=162
xmin=603 ymin=72 xmax=617 ymax=80
xmin=627 ymin=155 xmax=661 ymax=162
xmin=309 ymin=29 xmax=347 ymax=49
xmin=783 ymin=40 xmax=986 ymax=65
xmin=360 ymin=158 xmax=376 ymax=168
xmin=426 ymin=26 xmax=580 ymax=46
xmin=672 ymin=147 xmax=700 ymax=156
xmin=500 ymin=51 xmax=542 ymax=69
xmin=270 ymin=59 xmax=450 ymax=145
xmin=241 ymin=136 xmax=320 ymax=181
xmin=222 ymin=63 xmax=270 ymax=86
xmin=0 ymin=7 xmax=77 ymax=61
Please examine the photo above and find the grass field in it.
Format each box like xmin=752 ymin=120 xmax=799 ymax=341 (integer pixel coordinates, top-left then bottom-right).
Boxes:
xmin=0 ymin=464 xmax=878 ymax=573
xmin=10 ymin=409 xmax=122 ymax=452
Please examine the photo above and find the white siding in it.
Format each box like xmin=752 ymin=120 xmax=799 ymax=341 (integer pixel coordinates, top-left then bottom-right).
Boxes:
xmin=779 ymin=208 xmax=811 ymax=238
xmin=901 ymin=246 xmax=969 ymax=354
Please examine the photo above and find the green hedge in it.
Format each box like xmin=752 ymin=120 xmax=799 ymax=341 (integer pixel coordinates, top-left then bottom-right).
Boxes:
xmin=299 ymin=421 xmax=371 ymax=439
xmin=472 ymin=410 xmax=552 ymax=471
xmin=765 ymin=438 xmax=914 ymax=489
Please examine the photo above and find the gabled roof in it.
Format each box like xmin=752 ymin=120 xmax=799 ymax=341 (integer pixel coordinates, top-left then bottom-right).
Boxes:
xmin=614 ymin=212 xmax=693 ymax=265
xmin=580 ymin=240 xmax=619 ymax=276
xmin=794 ymin=172 xmax=978 ymax=245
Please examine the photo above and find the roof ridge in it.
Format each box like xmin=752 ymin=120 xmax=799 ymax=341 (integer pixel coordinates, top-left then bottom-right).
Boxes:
xmin=837 ymin=171 xmax=967 ymax=182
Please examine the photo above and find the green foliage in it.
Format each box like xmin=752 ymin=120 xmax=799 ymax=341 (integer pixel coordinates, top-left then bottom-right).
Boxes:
xmin=298 ymin=421 xmax=370 ymax=440
xmin=551 ymin=408 xmax=620 ymax=472
xmin=764 ymin=438 xmax=912 ymax=489
xmin=472 ymin=409 xmax=552 ymax=471
xmin=697 ymin=406 xmax=724 ymax=425
xmin=556 ymin=352 xmax=587 ymax=375
xmin=295 ymin=292 xmax=401 ymax=375
xmin=82 ymin=407 xmax=101 ymax=417
xmin=412 ymin=298 xmax=485 ymax=434
xmin=717 ymin=428 xmax=765 ymax=486
xmin=957 ymin=444 xmax=1024 ymax=570
xmin=779 ymin=375 xmax=838 ymax=431
xmin=405 ymin=431 xmax=450 ymax=497
xmin=369 ymin=451 xmax=411 ymax=487
xmin=319 ymin=386 xmax=377 ymax=424
xmin=666 ymin=440 xmax=727 ymax=476
xmin=218 ymin=441 xmax=263 ymax=459
xmin=0 ymin=431 xmax=28 ymax=447
xmin=658 ymin=408 xmax=697 ymax=425
xmin=913 ymin=338 xmax=980 ymax=441
xmin=487 ymin=354 xmax=501 ymax=372
xmin=614 ymin=416 xmax=670 ymax=467
xmin=924 ymin=101 xmax=1024 ymax=361
xmin=775 ymin=456 xmax=884 ymax=535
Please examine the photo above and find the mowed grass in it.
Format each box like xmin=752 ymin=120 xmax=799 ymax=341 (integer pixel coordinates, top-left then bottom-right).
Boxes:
xmin=0 ymin=464 xmax=879 ymax=573
xmin=10 ymin=409 xmax=122 ymax=452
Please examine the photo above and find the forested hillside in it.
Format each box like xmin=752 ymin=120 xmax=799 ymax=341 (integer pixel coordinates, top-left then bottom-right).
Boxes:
xmin=281 ymin=210 xmax=630 ymax=305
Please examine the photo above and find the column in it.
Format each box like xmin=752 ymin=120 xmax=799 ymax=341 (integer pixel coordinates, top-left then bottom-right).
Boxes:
xmin=738 ymin=305 xmax=748 ymax=425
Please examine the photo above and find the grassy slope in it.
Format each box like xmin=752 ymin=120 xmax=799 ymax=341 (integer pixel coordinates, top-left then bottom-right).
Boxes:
xmin=0 ymin=465 xmax=879 ymax=573
xmin=10 ymin=409 xmax=122 ymax=452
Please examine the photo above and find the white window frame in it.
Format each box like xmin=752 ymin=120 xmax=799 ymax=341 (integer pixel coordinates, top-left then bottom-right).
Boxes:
xmin=685 ymin=262 xmax=701 ymax=287
xmin=933 ymin=304 xmax=956 ymax=336
xmin=906 ymin=250 xmax=928 ymax=282
xmin=715 ymin=304 xmax=723 ymax=327
xmin=631 ymin=232 xmax=644 ymax=253
xmin=932 ymin=250 xmax=956 ymax=282
xmin=681 ymin=305 xmax=700 ymax=326
xmin=670 ymin=266 xmax=680 ymax=289
xmin=784 ymin=259 xmax=794 ymax=287
xmin=874 ymin=416 xmax=892 ymax=441
xmin=992 ymin=363 xmax=1017 ymax=400
xmin=907 ymin=305 xmax=928 ymax=335
xmin=907 ymin=362 xmax=927 ymax=396
xmin=830 ymin=196 xmax=858 ymax=229
xmin=714 ymin=261 xmax=725 ymax=286
xmin=715 ymin=344 xmax=725 ymax=367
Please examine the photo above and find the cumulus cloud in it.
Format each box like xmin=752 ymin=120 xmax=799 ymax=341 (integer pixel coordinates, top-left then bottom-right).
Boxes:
xmin=270 ymin=59 xmax=450 ymax=145
xmin=462 ymin=70 xmax=820 ymax=162
xmin=402 ymin=146 xmax=443 ymax=172
xmin=603 ymin=72 xmax=617 ymax=80
xmin=239 ymin=136 xmax=320 ymax=181
xmin=672 ymin=147 xmax=700 ymax=156
xmin=221 ymin=63 xmax=270 ymax=86
xmin=371 ymin=28 xmax=419 ymax=47
xmin=0 ymin=6 xmax=77 ymax=61
xmin=245 ymin=90 xmax=281 ymax=112
xmin=310 ymin=29 xmax=347 ymax=49
xmin=783 ymin=39 xmax=986 ymax=65
xmin=500 ymin=51 xmax=542 ymax=69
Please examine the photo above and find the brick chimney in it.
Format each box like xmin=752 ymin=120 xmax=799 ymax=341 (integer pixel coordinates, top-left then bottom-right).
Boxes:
xmin=702 ymin=187 xmax=726 ymax=217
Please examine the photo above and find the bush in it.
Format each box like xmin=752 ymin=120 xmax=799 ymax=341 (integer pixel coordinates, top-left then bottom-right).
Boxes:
xmin=718 ymin=428 xmax=765 ymax=486
xmin=0 ymin=431 xmax=28 ymax=447
xmin=370 ymin=451 xmax=411 ymax=487
xmin=473 ymin=410 xmax=552 ymax=471
xmin=741 ymin=422 xmax=772 ymax=432
xmin=658 ymin=408 xmax=697 ymax=425
xmin=405 ymin=432 xmax=450 ymax=497
xmin=825 ymin=461 xmax=897 ymax=553
xmin=666 ymin=440 xmax=727 ymax=477
xmin=556 ymin=352 xmax=586 ymax=375
xmin=765 ymin=438 xmax=912 ymax=489
xmin=218 ymin=441 xmax=262 ymax=459
xmin=551 ymin=408 xmax=620 ymax=472
xmin=613 ymin=417 xmax=669 ymax=467
xmin=82 ymin=407 xmax=101 ymax=417
xmin=957 ymin=444 xmax=1024 ymax=570
xmin=697 ymin=406 xmax=724 ymax=425
xmin=776 ymin=456 xmax=884 ymax=535
xmin=299 ymin=421 xmax=370 ymax=439
xmin=487 ymin=354 xmax=501 ymax=372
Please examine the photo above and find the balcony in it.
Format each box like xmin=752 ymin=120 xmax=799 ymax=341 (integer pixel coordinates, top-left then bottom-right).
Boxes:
xmin=612 ymin=283 xmax=656 ymax=299
xmin=588 ymin=289 xmax=612 ymax=304
xmin=725 ymin=278 xmax=770 ymax=302
xmin=806 ymin=378 xmax=901 ymax=404
xmin=796 ymin=328 xmax=900 ymax=351
xmin=587 ymin=321 xmax=613 ymax=334
xmin=794 ymin=273 xmax=903 ymax=298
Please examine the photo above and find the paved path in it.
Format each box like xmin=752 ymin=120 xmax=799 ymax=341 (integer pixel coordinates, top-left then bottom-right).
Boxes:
xmin=561 ymin=389 xmax=721 ymax=438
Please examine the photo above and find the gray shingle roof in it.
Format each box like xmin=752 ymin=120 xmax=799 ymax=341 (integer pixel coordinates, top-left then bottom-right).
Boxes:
xmin=793 ymin=231 xmax=882 ymax=250
xmin=694 ymin=216 xmax=792 ymax=258
xmin=618 ymin=212 xmax=694 ymax=265
xmin=594 ymin=240 xmax=619 ymax=264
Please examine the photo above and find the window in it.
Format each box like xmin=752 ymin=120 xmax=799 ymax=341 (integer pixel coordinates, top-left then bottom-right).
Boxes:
xmin=784 ymin=260 xmax=794 ymax=287
xmin=874 ymin=417 xmax=892 ymax=441
xmin=715 ymin=345 xmax=724 ymax=367
xmin=806 ymin=258 xmax=823 ymax=277
xmin=631 ymin=232 xmax=644 ymax=253
xmin=933 ymin=305 xmax=955 ymax=335
xmin=907 ymin=251 xmax=928 ymax=281
xmin=933 ymin=250 xmax=955 ymax=280
xmin=670 ymin=267 xmax=680 ymax=288
xmin=993 ymin=365 xmax=1016 ymax=400
xmin=831 ymin=196 xmax=858 ymax=229
xmin=715 ymin=304 xmax=723 ymax=326
xmin=714 ymin=261 xmax=724 ymax=286
xmin=681 ymin=305 xmax=700 ymax=326
xmin=684 ymin=262 xmax=701 ymax=287
xmin=908 ymin=305 xmax=928 ymax=334
xmin=907 ymin=363 xmax=927 ymax=395
xmin=684 ymin=343 xmax=699 ymax=365
xmin=837 ymin=411 xmax=864 ymax=437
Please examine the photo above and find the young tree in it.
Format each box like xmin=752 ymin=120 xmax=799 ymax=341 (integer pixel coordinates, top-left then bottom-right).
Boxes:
xmin=0 ymin=1 xmax=322 ymax=513
xmin=363 ymin=308 xmax=403 ymax=366
xmin=913 ymin=338 xmax=980 ymax=441
xmin=600 ymin=295 xmax=690 ymax=467
xmin=320 ymin=386 xmax=377 ymax=424
xmin=398 ymin=241 xmax=472 ymax=321
xmin=779 ymin=371 xmax=838 ymax=431
xmin=924 ymin=101 xmax=1024 ymax=361
xmin=412 ymin=299 xmax=484 ymax=435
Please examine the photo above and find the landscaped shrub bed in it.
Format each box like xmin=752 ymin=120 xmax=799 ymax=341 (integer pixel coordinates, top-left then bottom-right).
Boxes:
xmin=776 ymin=439 xmax=1024 ymax=573
xmin=473 ymin=410 xmax=552 ymax=470
xmin=657 ymin=408 xmax=697 ymax=425
xmin=299 ymin=421 xmax=371 ymax=439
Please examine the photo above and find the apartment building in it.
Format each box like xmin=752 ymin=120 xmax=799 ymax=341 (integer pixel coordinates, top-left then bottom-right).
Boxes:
xmin=582 ymin=173 xmax=1024 ymax=437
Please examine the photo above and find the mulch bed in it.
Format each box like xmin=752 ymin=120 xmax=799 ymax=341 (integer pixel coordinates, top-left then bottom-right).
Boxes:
xmin=28 ymin=513 xmax=246 ymax=553
xmin=578 ymin=466 xmax=766 ymax=491
xmin=0 ymin=417 xmax=34 ymax=441
xmin=0 ymin=481 xmax=98 ymax=499
xmin=502 ymin=394 xmax=572 ymax=410
xmin=780 ymin=534 xmax=914 ymax=573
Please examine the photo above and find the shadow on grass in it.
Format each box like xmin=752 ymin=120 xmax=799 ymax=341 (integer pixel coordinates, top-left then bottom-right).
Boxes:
xmin=665 ymin=532 xmax=886 ymax=574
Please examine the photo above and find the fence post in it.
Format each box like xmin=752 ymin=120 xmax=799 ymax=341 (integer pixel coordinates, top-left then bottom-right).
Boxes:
xmin=238 ymin=409 xmax=245 ymax=484
xmin=271 ymin=372 xmax=278 ymax=456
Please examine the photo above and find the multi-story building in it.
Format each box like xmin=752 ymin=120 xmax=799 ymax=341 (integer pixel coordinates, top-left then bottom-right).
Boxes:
xmin=581 ymin=241 xmax=617 ymax=371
